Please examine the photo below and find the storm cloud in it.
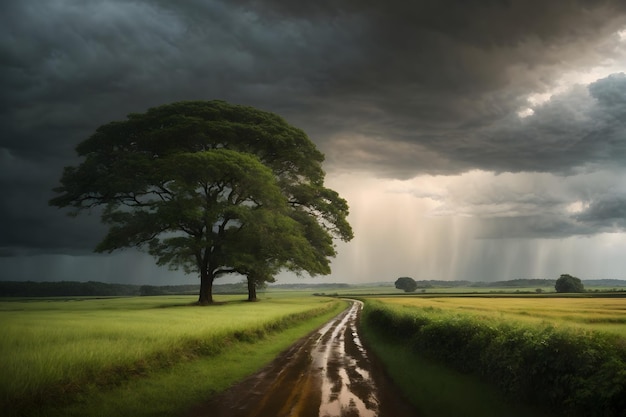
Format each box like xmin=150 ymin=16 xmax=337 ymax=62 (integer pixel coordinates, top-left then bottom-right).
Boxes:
xmin=2 ymin=0 xmax=626 ymax=283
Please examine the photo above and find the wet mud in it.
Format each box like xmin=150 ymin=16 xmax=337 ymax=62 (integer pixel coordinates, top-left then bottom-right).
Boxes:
xmin=186 ymin=301 xmax=419 ymax=417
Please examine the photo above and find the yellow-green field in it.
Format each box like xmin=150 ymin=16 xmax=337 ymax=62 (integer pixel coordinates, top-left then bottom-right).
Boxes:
xmin=0 ymin=295 xmax=345 ymax=417
xmin=370 ymin=295 xmax=626 ymax=337
xmin=361 ymin=295 xmax=626 ymax=417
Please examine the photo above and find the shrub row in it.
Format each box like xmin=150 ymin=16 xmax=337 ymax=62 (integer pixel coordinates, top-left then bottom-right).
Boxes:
xmin=362 ymin=300 xmax=626 ymax=417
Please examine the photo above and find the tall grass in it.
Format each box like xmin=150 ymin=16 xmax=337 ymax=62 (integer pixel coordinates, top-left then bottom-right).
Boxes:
xmin=362 ymin=299 xmax=626 ymax=417
xmin=0 ymin=295 xmax=342 ymax=415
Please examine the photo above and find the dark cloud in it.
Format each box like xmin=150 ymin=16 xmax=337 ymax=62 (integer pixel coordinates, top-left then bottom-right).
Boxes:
xmin=221 ymin=1 xmax=626 ymax=177
xmin=2 ymin=0 xmax=626 ymax=272
xmin=461 ymin=74 xmax=626 ymax=174
xmin=239 ymin=1 xmax=626 ymax=127
xmin=575 ymin=197 xmax=626 ymax=229
xmin=0 ymin=150 xmax=105 ymax=256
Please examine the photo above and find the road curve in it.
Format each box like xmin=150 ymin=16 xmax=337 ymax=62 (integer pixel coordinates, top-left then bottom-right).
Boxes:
xmin=187 ymin=300 xmax=418 ymax=417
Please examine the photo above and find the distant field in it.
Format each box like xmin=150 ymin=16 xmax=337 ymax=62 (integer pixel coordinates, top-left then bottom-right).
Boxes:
xmin=0 ymin=295 xmax=344 ymax=416
xmin=266 ymin=283 xmax=626 ymax=297
xmin=369 ymin=295 xmax=626 ymax=337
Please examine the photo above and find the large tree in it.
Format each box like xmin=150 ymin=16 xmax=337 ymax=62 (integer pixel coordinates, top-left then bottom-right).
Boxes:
xmin=50 ymin=101 xmax=353 ymax=304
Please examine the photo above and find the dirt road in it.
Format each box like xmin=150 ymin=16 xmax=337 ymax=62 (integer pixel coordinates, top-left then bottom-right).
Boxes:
xmin=187 ymin=300 xmax=419 ymax=417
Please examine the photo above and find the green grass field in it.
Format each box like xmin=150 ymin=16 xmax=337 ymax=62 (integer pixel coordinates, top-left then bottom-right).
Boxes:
xmin=3 ymin=286 xmax=624 ymax=416
xmin=0 ymin=294 xmax=346 ymax=417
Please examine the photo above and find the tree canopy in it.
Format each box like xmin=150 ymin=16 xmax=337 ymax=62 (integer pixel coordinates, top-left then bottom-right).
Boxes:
xmin=395 ymin=277 xmax=418 ymax=292
xmin=554 ymin=274 xmax=585 ymax=293
xmin=50 ymin=100 xmax=353 ymax=304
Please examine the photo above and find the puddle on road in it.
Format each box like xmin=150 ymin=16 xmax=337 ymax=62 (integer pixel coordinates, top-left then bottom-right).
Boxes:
xmin=315 ymin=302 xmax=378 ymax=417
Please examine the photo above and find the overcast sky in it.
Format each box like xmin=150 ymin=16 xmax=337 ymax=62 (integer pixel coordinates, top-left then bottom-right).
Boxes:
xmin=2 ymin=0 xmax=626 ymax=285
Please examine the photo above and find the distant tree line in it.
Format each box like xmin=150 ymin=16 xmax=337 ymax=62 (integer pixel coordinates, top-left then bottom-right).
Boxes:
xmin=393 ymin=278 xmax=559 ymax=289
xmin=0 ymin=281 xmax=254 ymax=297
xmin=2 ymin=278 xmax=624 ymax=298
xmin=269 ymin=283 xmax=350 ymax=289
xmin=406 ymin=278 xmax=626 ymax=288
xmin=0 ymin=281 xmax=355 ymax=297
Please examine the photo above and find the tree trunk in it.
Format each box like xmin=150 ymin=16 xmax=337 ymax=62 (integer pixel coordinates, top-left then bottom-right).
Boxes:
xmin=247 ymin=275 xmax=257 ymax=302
xmin=198 ymin=270 xmax=214 ymax=305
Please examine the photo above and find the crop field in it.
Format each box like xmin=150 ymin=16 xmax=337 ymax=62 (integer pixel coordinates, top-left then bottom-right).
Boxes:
xmin=361 ymin=295 xmax=626 ymax=417
xmin=0 ymin=295 xmax=344 ymax=416
xmin=371 ymin=295 xmax=626 ymax=337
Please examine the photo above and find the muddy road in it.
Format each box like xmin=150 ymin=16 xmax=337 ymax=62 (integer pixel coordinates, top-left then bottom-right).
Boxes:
xmin=187 ymin=300 xmax=418 ymax=417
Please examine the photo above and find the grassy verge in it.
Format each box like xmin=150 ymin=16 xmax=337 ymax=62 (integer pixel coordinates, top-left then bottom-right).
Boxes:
xmin=360 ymin=299 xmax=626 ymax=417
xmin=1 ymin=296 xmax=347 ymax=417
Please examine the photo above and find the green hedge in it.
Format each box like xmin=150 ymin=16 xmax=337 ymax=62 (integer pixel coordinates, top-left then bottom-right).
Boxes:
xmin=362 ymin=300 xmax=626 ymax=417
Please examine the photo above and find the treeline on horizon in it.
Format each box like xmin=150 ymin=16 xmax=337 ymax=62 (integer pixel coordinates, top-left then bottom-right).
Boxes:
xmin=0 ymin=281 xmax=219 ymax=297
xmin=0 ymin=281 xmax=354 ymax=297
xmin=0 ymin=279 xmax=625 ymax=297
xmin=415 ymin=278 xmax=626 ymax=288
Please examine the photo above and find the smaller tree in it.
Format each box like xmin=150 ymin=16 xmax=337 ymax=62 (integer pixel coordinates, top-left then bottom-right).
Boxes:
xmin=244 ymin=270 xmax=274 ymax=302
xmin=395 ymin=277 xmax=418 ymax=293
xmin=555 ymin=274 xmax=585 ymax=293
